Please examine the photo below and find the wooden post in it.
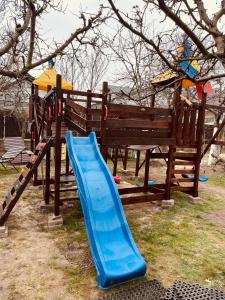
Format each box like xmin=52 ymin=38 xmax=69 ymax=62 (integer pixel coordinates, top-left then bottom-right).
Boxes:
xmin=44 ymin=85 xmax=52 ymax=205
xmin=165 ymin=97 xmax=178 ymax=199
xmin=123 ymin=148 xmax=128 ymax=170
xmin=113 ymin=147 xmax=118 ymax=176
xmin=150 ymin=94 xmax=155 ymax=107
xmin=101 ymin=82 xmax=108 ymax=161
xmin=173 ymin=81 xmax=182 ymax=109
xmin=135 ymin=150 xmax=140 ymax=177
xmin=46 ymin=85 xmax=52 ymax=138
xmin=193 ymin=92 xmax=206 ymax=197
xmin=65 ymin=92 xmax=70 ymax=175
xmin=165 ymin=146 xmax=175 ymax=199
xmin=86 ymin=90 xmax=92 ymax=135
xmin=144 ymin=149 xmax=150 ymax=190
xmin=54 ymin=74 xmax=62 ymax=216
xmin=29 ymin=85 xmax=35 ymax=152
xmin=33 ymin=85 xmax=39 ymax=186
xmin=65 ymin=148 xmax=70 ymax=175
xmin=44 ymin=146 xmax=51 ymax=205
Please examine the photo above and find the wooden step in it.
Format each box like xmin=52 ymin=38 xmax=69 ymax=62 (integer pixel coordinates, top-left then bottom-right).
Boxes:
xmin=120 ymin=192 xmax=164 ymax=205
xmin=0 ymin=138 xmax=52 ymax=226
xmin=173 ymin=160 xmax=195 ymax=166
xmin=171 ymin=178 xmax=194 ymax=183
xmin=60 ymin=196 xmax=79 ymax=201
xmin=171 ymin=186 xmax=194 ymax=192
xmin=174 ymin=152 xmax=196 ymax=158
xmin=60 ymin=175 xmax=75 ymax=183
xmin=172 ymin=169 xmax=195 ymax=174
xmin=50 ymin=186 xmax=77 ymax=193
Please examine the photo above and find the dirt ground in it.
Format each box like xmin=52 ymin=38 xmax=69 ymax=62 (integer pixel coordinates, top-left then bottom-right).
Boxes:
xmin=0 ymin=180 xmax=76 ymax=300
xmin=0 ymin=161 xmax=225 ymax=300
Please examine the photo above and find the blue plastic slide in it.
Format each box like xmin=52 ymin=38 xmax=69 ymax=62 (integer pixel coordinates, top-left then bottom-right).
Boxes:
xmin=66 ymin=131 xmax=147 ymax=289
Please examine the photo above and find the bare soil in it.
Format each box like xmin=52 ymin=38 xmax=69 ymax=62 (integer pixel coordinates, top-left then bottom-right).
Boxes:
xmin=0 ymin=175 xmax=75 ymax=300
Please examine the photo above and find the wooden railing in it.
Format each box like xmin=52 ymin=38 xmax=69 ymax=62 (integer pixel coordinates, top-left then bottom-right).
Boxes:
xmin=175 ymin=101 xmax=199 ymax=147
xmin=33 ymin=89 xmax=55 ymax=140
xmin=64 ymin=90 xmax=102 ymax=136
xmin=32 ymin=81 xmax=205 ymax=150
xmin=101 ymin=103 xmax=175 ymax=146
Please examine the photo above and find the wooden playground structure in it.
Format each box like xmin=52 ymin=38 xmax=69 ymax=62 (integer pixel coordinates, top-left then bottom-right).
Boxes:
xmin=0 ymin=74 xmax=225 ymax=226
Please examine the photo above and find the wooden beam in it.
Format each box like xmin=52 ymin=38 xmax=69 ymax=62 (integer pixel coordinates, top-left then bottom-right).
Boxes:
xmin=194 ymin=92 xmax=206 ymax=197
xmin=66 ymin=99 xmax=87 ymax=114
xmin=205 ymin=104 xmax=225 ymax=112
xmin=105 ymin=118 xmax=171 ymax=129
xmin=102 ymin=137 xmax=175 ymax=146
xmin=120 ymin=192 xmax=165 ymax=205
xmin=54 ymin=74 xmax=62 ymax=216
xmin=61 ymin=89 xmax=103 ymax=98
xmin=109 ymin=103 xmax=172 ymax=116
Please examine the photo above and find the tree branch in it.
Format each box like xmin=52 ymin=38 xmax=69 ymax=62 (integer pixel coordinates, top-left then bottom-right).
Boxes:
xmin=157 ymin=0 xmax=210 ymax=56
xmin=108 ymin=0 xmax=176 ymax=71
xmin=0 ymin=3 xmax=32 ymax=56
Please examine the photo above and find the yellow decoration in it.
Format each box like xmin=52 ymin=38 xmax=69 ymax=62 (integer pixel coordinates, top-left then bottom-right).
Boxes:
xmin=20 ymin=167 xmax=26 ymax=174
xmin=177 ymin=46 xmax=184 ymax=53
xmin=151 ymin=69 xmax=178 ymax=84
xmin=33 ymin=68 xmax=73 ymax=91
xmin=190 ymin=60 xmax=201 ymax=73
xmin=181 ymin=60 xmax=200 ymax=88
xmin=151 ymin=64 xmax=201 ymax=89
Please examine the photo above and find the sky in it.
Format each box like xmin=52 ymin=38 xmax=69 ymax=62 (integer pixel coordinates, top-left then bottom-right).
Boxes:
xmin=40 ymin=0 xmax=221 ymax=43
xmin=31 ymin=0 xmax=223 ymax=84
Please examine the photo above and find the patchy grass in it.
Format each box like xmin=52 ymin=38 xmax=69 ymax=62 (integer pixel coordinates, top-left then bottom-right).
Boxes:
xmin=1 ymin=162 xmax=225 ymax=297
xmin=125 ymin=191 xmax=225 ymax=291
xmin=48 ymin=189 xmax=225 ymax=297
xmin=208 ymin=175 xmax=225 ymax=188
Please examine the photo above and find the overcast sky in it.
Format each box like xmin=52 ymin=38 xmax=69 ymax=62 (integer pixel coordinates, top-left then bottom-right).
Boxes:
xmin=32 ymin=1 xmax=223 ymax=83
xmin=41 ymin=0 xmax=221 ymax=41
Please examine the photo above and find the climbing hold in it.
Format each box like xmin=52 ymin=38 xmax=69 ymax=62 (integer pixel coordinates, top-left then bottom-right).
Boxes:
xmin=15 ymin=183 xmax=21 ymax=192
xmin=114 ymin=176 xmax=121 ymax=184
xmin=4 ymin=192 xmax=12 ymax=206
xmin=31 ymin=154 xmax=38 ymax=164
xmin=37 ymin=143 xmax=46 ymax=151
xmin=148 ymin=180 xmax=156 ymax=186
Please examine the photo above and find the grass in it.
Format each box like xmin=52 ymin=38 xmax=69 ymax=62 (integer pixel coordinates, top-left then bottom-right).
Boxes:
xmin=126 ymin=191 xmax=225 ymax=290
xmin=208 ymin=175 xmax=225 ymax=187
xmin=1 ymin=162 xmax=225 ymax=296
xmin=47 ymin=189 xmax=225 ymax=297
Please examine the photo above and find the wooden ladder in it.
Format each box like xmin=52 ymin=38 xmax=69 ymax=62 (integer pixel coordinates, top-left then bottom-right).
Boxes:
xmin=170 ymin=149 xmax=197 ymax=194
xmin=0 ymin=138 xmax=52 ymax=226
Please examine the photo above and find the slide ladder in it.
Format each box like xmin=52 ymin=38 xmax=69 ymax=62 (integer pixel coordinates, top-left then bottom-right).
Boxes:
xmin=0 ymin=139 xmax=52 ymax=226
xmin=66 ymin=131 xmax=146 ymax=289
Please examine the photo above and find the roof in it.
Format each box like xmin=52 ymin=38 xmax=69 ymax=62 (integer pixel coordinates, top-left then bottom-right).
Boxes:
xmin=108 ymin=85 xmax=131 ymax=94
xmin=33 ymin=68 xmax=73 ymax=91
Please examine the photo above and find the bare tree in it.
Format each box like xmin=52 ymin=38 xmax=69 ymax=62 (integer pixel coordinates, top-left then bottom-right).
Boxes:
xmin=0 ymin=0 xmax=105 ymax=81
xmin=0 ymin=1 xmax=107 ymax=137
xmin=103 ymin=25 xmax=153 ymax=103
xmin=107 ymin=0 xmax=225 ymax=83
xmin=59 ymin=43 xmax=109 ymax=91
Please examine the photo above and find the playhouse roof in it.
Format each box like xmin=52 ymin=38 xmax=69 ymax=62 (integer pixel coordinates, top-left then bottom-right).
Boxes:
xmin=33 ymin=68 xmax=73 ymax=91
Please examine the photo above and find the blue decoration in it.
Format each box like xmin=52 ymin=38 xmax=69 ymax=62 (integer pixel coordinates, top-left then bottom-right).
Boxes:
xmin=48 ymin=59 xmax=55 ymax=68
